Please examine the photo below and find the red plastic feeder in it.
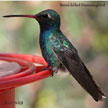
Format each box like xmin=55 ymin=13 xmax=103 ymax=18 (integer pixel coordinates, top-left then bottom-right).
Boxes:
xmin=0 ymin=53 xmax=51 ymax=108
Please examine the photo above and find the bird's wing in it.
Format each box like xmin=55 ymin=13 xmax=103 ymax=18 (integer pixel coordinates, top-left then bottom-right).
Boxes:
xmin=52 ymin=44 xmax=105 ymax=101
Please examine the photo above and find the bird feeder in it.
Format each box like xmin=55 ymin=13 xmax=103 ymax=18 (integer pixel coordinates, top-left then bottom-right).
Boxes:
xmin=0 ymin=53 xmax=51 ymax=108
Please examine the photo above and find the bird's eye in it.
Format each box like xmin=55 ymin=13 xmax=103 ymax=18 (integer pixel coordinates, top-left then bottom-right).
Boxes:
xmin=42 ymin=14 xmax=48 ymax=18
xmin=38 ymin=14 xmax=51 ymax=19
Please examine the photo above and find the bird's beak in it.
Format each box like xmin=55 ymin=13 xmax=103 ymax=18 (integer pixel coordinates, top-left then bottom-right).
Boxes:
xmin=3 ymin=15 xmax=38 ymax=19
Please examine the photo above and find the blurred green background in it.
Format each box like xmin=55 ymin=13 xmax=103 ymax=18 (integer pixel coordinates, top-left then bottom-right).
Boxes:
xmin=0 ymin=1 xmax=108 ymax=108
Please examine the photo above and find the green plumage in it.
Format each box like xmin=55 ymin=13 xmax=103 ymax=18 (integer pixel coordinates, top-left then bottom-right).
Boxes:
xmin=38 ymin=9 xmax=105 ymax=101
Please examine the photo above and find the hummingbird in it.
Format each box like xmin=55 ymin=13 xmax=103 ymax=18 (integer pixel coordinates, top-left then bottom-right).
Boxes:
xmin=3 ymin=9 xmax=105 ymax=101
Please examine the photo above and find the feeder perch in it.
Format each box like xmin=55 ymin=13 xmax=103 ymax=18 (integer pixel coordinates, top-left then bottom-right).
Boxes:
xmin=0 ymin=53 xmax=51 ymax=108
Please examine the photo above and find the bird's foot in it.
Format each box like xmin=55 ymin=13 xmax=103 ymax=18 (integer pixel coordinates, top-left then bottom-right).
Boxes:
xmin=42 ymin=67 xmax=58 ymax=77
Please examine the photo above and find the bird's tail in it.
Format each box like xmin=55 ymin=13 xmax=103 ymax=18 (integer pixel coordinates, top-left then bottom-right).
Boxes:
xmin=80 ymin=62 xmax=106 ymax=101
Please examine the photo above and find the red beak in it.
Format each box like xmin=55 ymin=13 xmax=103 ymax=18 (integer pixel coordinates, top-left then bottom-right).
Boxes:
xmin=3 ymin=15 xmax=38 ymax=19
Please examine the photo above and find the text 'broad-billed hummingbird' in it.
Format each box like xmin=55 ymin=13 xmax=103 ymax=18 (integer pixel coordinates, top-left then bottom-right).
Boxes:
xmin=3 ymin=9 xmax=106 ymax=101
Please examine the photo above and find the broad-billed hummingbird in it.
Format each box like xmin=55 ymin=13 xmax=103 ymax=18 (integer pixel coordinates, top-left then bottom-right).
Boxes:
xmin=3 ymin=9 xmax=106 ymax=101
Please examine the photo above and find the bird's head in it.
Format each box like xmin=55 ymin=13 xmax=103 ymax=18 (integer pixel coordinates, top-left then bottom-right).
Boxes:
xmin=3 ymin=9 xmax=60 ymax=28
xmin=35 ymin=9 xmax=60 ymax=28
